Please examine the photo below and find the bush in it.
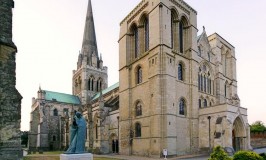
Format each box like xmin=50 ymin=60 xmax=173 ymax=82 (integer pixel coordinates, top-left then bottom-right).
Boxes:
xmin=259 ymin=153 xmax=266 ymax=160
xmin=233 ymin=151 xmax=263 ymax=160
xmin=208 ymin=146 xmax=232 ymax=160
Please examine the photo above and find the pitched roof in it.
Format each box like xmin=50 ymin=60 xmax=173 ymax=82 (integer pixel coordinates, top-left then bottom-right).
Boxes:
xmin=92 ymin=82 xmax=119 ymax=101
xmin=43 ymin=90 xmax=81 ymax=105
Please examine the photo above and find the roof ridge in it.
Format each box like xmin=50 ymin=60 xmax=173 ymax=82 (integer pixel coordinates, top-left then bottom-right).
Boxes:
xmin=43 ymin=90 xmax=75 ymax=96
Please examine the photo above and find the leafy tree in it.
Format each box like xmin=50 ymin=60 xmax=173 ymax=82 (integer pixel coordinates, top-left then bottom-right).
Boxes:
xmin=250 ymin=121 xmax=266 ymax=132
xmin=233 ymin=151 xmax=263 ymax=160
xmin=208 ymin=146 xmax=232 ymax=160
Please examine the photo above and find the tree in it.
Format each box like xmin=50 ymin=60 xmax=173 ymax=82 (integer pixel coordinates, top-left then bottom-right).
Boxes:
xmin=250 ymin=121 xmax=266 ymax=132
xmin=208 ymin=146 xmax=232 ymax=160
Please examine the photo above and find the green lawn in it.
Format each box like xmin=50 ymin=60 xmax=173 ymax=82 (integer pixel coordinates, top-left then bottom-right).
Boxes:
xmin=23 ymin=152 xmax=122 ymax=160
xmin=24 ymin=157 xmax=120 ymax=160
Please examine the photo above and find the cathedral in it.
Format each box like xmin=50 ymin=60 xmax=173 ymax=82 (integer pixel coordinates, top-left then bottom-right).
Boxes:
xmin=28 ymin=0 xmax=251 ymax=157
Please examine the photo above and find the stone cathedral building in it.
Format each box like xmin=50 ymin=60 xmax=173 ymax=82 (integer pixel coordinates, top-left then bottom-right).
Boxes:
xmin=0 ymin=0 xmax=23 ymax=159
xmin=29 ymin=0 xmax=251 ymax=157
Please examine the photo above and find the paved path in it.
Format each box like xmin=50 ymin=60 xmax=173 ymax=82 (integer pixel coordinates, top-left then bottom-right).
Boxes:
xmin=94 ymin=154 xmax=210 ymax=160
xmin=95 ymin=148 xmax=266 ymax=160
xmin=254 ymin=148 xmax=266 ymax=154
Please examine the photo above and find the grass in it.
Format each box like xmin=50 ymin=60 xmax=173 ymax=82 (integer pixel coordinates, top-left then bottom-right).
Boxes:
xmin=23 ymin=157 xmax=120 ymax=160
xmin=23 ymin=151 xmax=122 ymax=160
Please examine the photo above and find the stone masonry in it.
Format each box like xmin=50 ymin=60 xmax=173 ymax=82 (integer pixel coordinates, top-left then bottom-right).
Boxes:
xmin=0 ymin=0 xmax=23 ymax=159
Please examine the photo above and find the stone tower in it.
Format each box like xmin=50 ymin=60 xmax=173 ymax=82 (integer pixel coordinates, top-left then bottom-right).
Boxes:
xmin=72 ymin=0 xmax=108 ymax=104
xmin=119 ymin=0 xmax=198 ymax=156
xmin=0 ymin=0 xmax=23 ymax=159
xmin=118 ymin=0 xmax=249 ymax=157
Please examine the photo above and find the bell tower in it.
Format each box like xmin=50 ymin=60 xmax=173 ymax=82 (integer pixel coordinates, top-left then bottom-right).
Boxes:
xmin=0 ymin=0 xmax=23 ymax=159
xmin=72 ymin=0 xmax=108 ymax=104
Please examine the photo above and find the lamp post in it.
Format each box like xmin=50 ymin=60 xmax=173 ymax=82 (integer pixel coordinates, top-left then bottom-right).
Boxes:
xmin=207 ymin=116 xmax=211 ymax=153
xmin=117 ymin=116 xmax=120 ymax=154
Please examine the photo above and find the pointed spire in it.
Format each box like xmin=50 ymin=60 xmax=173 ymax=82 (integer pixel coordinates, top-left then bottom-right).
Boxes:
xmin=81 ymin=0 xmax=99 ymax=63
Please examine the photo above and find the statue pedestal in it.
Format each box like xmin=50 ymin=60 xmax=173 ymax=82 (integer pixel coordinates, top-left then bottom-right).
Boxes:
xmin=60 ymin=153 xmax=93 ymax=160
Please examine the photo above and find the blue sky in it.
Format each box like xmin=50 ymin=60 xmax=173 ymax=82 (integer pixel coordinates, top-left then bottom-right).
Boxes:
xmin=13 ymin=0 xmax=266 ymax=131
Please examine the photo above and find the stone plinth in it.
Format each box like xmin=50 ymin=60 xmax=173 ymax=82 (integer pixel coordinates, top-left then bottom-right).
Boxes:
xmin=60 ymin=153 xmax=93 ymax=160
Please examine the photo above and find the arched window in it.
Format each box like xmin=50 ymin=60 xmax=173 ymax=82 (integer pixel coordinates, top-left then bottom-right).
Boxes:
xmin=198 ymin=46 xmax=201 ymax=56
xmin=209 ymin=79 xmax=212 ymax=94
xmin=207 ymin=78 xmax=210 ymax=94
xmin=63 ymin=108 xmax=69 ymax=116
xmin=91 ymin=79 xmax=94 ymax=91
xmin=96 ymin=79 xmax=102 ymax=92
xmin=88 ymin=79 xmax=91 ymax=90
xmin=53 ymin=135 xmax=56 ymax=141
xmin=204 ymin=76 xmax=207 ymax=92
xmin=137 ymin=66 xmax=142 ymax=84
xmin=94 ymin=115 xmax=99 ymax=140
xmin=224 ymin=53 xmax=227 ymax=76
xmin=78 ymin=77 xmax=82 ymax=91
xmin=135 ymin=123 xmax=141 ymax=137
xmin=53 ymin=109 xmax=58 ymax=116
xmin=171 ymin=13 xmax=174 ymax=48
xmin=88 ymin=77 xmax=94 ymax=91
xmin=135 ymin=102 xmax=142 ymax=116
xmin=178 ymin=63 xmax=183 ymax=81
xmin=95 ymin=124 xmax=98 ymax=139
xmin=199 ymin=99 xmax=202 ymax=108
xmin=208 ymin=52 xmax=211 ymax=62
xmin=200 ymin=75 xmax=203 ymax=91
xmin=179 ymin=22 xmax=184 ymax=53
xmin=198 ymin=73 xmax=201 ymax=91
xmin=96 ymin=80 xmax=99 ymax=92
xmin=225 ymin=82 xmax=227 ymax=98
xmin=133 ymin=25 xmax=139 ymax=58
xmin=204 ymin=99 xmax=207 ymax=107
xmin=144 ymin=17 xmax=149 ymax=52
xmin=179 ymin=98 xmax=185 ymax=115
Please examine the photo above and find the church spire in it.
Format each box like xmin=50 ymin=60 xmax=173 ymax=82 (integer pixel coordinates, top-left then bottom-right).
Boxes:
xmin=81 ymin=0 xmax=99 ymax=66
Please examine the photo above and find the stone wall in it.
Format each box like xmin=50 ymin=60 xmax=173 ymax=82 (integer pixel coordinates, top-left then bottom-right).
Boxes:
xmin=0 ymin=0 xmax=14 ymax=46
xmin=251 ymin=132 xmax=266 ymax=149
xmin=0 ymin=0 xmax=23 ymax=159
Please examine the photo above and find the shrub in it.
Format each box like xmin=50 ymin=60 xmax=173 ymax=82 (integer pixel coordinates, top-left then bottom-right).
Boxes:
xmin=259 ymin=153 xmax=266 ymax=160
xmin=208 ymin=146 xmax=232 ymax=160
xmin=233 ymin=151 xmax=263 ymax=160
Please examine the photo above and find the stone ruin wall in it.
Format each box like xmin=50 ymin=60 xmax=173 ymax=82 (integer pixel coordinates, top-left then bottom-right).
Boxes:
xmin=0 ymin=0 xmax=23 ymax=159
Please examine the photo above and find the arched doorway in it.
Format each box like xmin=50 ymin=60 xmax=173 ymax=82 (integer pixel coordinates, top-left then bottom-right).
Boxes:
xmin=109 ymin=133 xmax=119 ymax=153
xmin=232 ymin=117 xmax=246 ymax=151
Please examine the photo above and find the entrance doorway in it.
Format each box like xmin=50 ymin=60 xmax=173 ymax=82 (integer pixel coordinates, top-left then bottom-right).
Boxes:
xmin=232 ymin=117 xmax=246 ymax=151
xmin=112 ymin=139 xmax=119 ymax=153
xmin=110 ymin=134 xmax=119 ymax=153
